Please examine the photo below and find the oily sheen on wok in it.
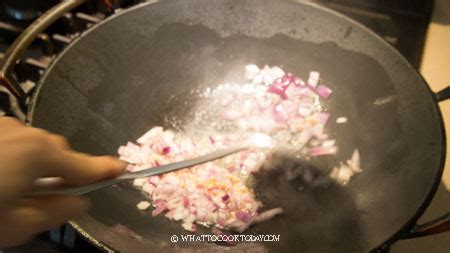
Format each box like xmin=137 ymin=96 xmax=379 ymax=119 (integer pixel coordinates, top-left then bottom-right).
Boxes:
xmin=117 ymin=65 xmax=360 ymax=235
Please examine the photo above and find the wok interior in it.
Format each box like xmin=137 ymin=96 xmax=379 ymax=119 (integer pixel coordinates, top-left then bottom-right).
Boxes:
xmin=30 ymin=0 xmax=444 ymax=252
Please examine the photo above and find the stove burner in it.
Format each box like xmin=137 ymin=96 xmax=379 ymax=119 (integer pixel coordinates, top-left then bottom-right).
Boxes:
xmin=3 ymin=0 xmax=58 ymax=21
xmin=0 ymin=0 xmax=141 ymax=119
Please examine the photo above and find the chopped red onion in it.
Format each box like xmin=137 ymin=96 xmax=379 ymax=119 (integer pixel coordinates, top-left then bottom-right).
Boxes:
xmin=137 ymin=201 xmax=151 ymax=210
xmin=285 ymin=84 xmax=306 ymax=98
xmin=270 ymin=66 xmax=286 ymax=79
xmin=273 ymin=103 xmax=289 ymax=122
xmin=221 ymin=110 xmax=241 ymax=120
xmin=309 ymin=145 xmax=338 ymax=156
xmin=336 ymin=117 xmax=347 ymax=123
xmin=261 ymin=65 xmax=276 ymax=85
xmin=347 ymin=149 xmax=361 ymax=173
xmin=322 ymin=139 xmax=336 ymax=147
xmin=308 ymin=71 xmax=320 ymax=88
xmin=119 ymin=65 xmax=362 ymax=233
xmin=162 ymin=147 xmax=171 ymax=154
xmin=267 ymin=73 xmax=300 ymax=99
xmin=281 ymin=73 xmax=294 ymax=86
xmin=222 ymin=194 xmax=230 ymax=202
xmin=183 ymin=197 xmax=190 ymax=208
xmin=315 ymin=85 xmax=333 ymax=99
xmin=245 ymin=64 xmax=260 ymax=80
xmin=317 ymin=112 xmax=330 ymax=125
xmin=298 ymin=106 xmax=312 ymax=117
xmin=251 ymin=208 xmax=284 ymax=225
xmin=182 ymin=222 xmax=196 ymax=232
xmin=267 ymin=85 xmax=288 ymax=99
xmin=280 ymin=100 xmax=297 ymax=115
xmin=335 ymin=165 xmax=354 ymax=185
xmin=236 ymin=210 xmax=252 ymax=223
xmin=126 ymin=164 xmax=134 ymax=172
xmin=137 ymin=127 xmax=163 ymax=144
xmin=152 ymin=200 xmax=167 ymax=217
xmin=268 ymin=78 xmax=289 ymax=99
xmin=293 ymin=77 xmax=305 ymax=86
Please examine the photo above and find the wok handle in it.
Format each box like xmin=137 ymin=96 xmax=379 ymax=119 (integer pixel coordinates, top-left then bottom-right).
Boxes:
xmin=0 ymin=0 xmax=86 ymax=104
xmin=403 ymin=213 xmax=450 ymax=238
xmin=435 ymin=86 xmax=450 ymax=102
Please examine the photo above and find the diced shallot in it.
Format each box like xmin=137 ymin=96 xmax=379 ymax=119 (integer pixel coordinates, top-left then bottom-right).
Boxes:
xmin=251 ymin=208 xmax=284 ymax=225
xmin=309 ymin=145 xmax=338 ymax=156
xmin=347 ymin=149 xmax=361 ymax=173
xmin=119 ymin=65 xmax=361 ymax=233
xmin=336 ymin=117 xmax=348 ymax=123
xmin=236 ymin=210 xmax=253 ymax=223
xmin=137 ymin=201 xmax=151 ymax=210
xmin=315 ymin=85 xmax=333 ymax=99
xmin=162 ymin=147 xmax=171 ymax=154
xmin=245 ymin=64 xmax=260 ymax=80
xmin=137 ymin=127 xmax=163 ymax=144
xmin=317 ymin=112 xmax=330 ymax=125
xmin=268 ymin=82 xmax=288 ymax=99
xmin=308 ymin=71 xmax=320 ymax=87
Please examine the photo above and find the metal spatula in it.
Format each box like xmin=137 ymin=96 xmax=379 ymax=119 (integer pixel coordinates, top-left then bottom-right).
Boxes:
xmin=27 ymin=134 xmax=273 ymax=196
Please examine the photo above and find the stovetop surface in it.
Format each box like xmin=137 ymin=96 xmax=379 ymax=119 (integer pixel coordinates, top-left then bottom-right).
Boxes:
xmin=315 ymin=0 xmax=433 ymax=68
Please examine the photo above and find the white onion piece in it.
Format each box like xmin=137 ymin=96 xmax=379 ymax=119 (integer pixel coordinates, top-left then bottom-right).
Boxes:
xmin=133 ymin=178 xmax=146 ymax=187
xmin=270 ymin=66 xmax=285 ymax=79
xmin=335 ymin=165 xmax=354 ymax=185
xmin=329 ymin=149 xmax=362 ymax=184
xmin=315 ymin=85 xmax=332 ymax=99
xmin=251 ymin=208 xmax=284 ymax=225
xmin=182 ymin=222 xmax=196 ymax=232
xmin=322 ymin=139 xmax=336 ymax=147
xmin=347 ymin=149 xmax=362 ymax=173
xmin=308 ymin=71 xmax=320 ymax=87
xmin=336 ymin=117 xmax=348 ymax=123
xmin=261 ymin=65 xmax=276 ymax=85
xmin=137 ymin=201 xmax=151 ymax=210
xmin=245 ymin=64 xmax=260 ymax=80
xmin=137 ymin=127 xmax=163 ymax=144
xmin=309 ymin=145 xmax=338 ymax=156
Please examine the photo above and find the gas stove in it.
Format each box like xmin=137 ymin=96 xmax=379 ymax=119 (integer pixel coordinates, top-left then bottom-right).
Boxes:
xmin=0 ymin=0 xmax=141 ymax=119
xmin=0 ymin=0 xmax=434 ymax=252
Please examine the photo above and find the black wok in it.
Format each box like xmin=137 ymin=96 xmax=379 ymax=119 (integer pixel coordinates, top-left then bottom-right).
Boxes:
xmin=1 ymin=0 xmax=449 ymax=252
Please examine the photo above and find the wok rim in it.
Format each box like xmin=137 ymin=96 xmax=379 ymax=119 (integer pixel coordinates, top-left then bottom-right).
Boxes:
xmin=26 ymin=0 xmax=446 ymax=251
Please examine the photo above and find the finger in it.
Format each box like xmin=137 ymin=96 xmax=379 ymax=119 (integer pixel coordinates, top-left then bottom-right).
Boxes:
xmin=23 ymin=128 xmax=70 ymax=149
xmin=32 ymin=177 xmax=65 ymax=191
xmin=35 ymin=152 xmax=126 ymax=186
xmin=0 ymin=196 xmax=90 ymax=248
xmin=48 ymin=134 xmax=70 ymax=149
xmin=0 ymin=116 xmax=25 ymax=129
xmin=15 ymin=196 xmax=90 ymax=233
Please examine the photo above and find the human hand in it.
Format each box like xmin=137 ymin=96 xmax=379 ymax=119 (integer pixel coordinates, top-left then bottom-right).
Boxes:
xmin=0 ymin=117 xmax=126 ymax=248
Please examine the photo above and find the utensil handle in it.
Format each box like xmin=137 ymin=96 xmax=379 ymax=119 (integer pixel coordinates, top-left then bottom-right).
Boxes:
xmin=27 ymin=145 xmax=248 ymax=196
xmin=435 ymin=86 xmax=450 ymax=102
xmin=403 ymin=212 xmax=450 ymax=238
xmin=27 ymin=176 xmax=131 ymax=196
xmin=0 ymin=0 xmax=86 ymax=103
